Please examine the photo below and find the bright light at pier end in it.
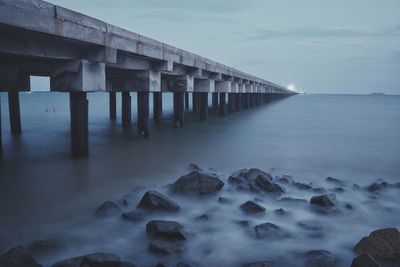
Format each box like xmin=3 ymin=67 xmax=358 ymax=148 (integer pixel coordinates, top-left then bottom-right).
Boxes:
xmin=287 ymin=84 xmax=296 ymax=91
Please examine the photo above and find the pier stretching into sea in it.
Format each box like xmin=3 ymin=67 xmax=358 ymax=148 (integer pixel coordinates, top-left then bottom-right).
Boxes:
xmin=0 ymin=0 xmax=296 ymax=157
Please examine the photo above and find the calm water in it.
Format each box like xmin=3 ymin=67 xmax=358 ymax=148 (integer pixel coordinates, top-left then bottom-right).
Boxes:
xmin=0 ymin=93 xmax=399 ymax=266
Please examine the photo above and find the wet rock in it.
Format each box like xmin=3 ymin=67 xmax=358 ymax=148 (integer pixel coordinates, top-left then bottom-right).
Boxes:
xmin=154 ymin=263 xmax=167 ymax=267
xmin=255 ymin=175 xmax=285 ymax=194
xmin=310 ymin=193 xmax=338 ymax=208
xmin=0 ymin=245 xmax=42 ymax=267
xmin=275 ymin=174 xmax=294 ymax=184
xmin=80 ymin=253 xmax=122 ymax=267
xmin=242 ymin=261 xmax=272 ymax=267
xmin=351 ymin=253 xmax=380 ymax=267
xmin=240 ymin=201 xmax=266 ymax=214
xmin=298 ymin=220 xmax=323 ymax=231
xmin=52 ymin=255 xmax=84 ymax=267
xmin=149 ymin=239 xmax=185 ymax=255
xmin=176 ymin=262 xmax=192 ymax=267
xmin=146 ymin=220 xmax=187 ymax=240
xmin=354 ymin=228 xmax=400 ymax=259
xmin=330 ymin=187 xmax=345 ymax=193
xmin=172 ymin=171 xmax=224 ymax=195
xmin=326 ymin=177 xmax=345 ymax=186
xmin=121 ymin=209 xmax=145 ymax=222
xmin=274 ymin=208 xmax=289 ymax=216
xmin=218 ymin=197 xmax=233 ymax=204
xmin=345 ymin=203 xmax=354 ymax=210
xmin=278 ymin=197 xmax=308 ymax=204
xmin=367 ymin=181 xmax=393 ymax=192
xmin=137 ymin=191 xmax=179 ymax=212
xmin=304 ymin=250 xmax=340 ymax=267
xmin=26 ymin=239 xmax=63 ymax=255
xmin=195 ymin=214 xmax=209 ymax=221
xmin=95 ymin=201 xmax=121 ymax=218
xmin=254 ymin=222 xmax=290 ymax=239
xmin=292 ymin=182 xmax=313 ymax=190
xmin=188 ymin=163 xmax=203 ymax=172
xmin=229 ymin=169 xmax=284 ymax=194
xmin=235 ymin=220 xmax=251 ymax=227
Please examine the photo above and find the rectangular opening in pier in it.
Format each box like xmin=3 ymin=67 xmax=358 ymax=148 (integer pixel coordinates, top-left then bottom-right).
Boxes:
xmin=30 ymin=76 xmax=50 ymax=92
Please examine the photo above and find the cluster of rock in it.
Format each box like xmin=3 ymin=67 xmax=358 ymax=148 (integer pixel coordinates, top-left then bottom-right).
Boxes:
xmin=1 ymin=166 xmax=399 ymax=267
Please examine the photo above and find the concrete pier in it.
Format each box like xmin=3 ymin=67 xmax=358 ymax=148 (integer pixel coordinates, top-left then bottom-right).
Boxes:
xmin=122 ymin=92 xmax=131 ymax=129
xmin=0 ymin=0 xmax=296 ymax=157
xmin=199 ymin=92 xmax=208 ymax=121
xmin=70 ymin=92 xmax=88 ymax=157
xmin=8 ymin=92 xmax=22 ymax=135
xmin=173 ymin=92 xmax=184 ymax=128
xmin=137 ymin=92 xmax=149 ymax=137
xmin=153 ymin=92 xmax=162 ymax=120
xmin=109 ymin=92 xmax=116 ymax=120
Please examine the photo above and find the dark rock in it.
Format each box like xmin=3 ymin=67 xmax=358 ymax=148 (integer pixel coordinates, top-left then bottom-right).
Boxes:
xmin=146 ymin=220 xmax=187 ymax=240
xmin=242 ymin=261 xmax=272 ymax=267
xmin=51 ymin=256 xmax=84 ymax=267
xmin=275 ymin=174 xmax=294 ymax=184
xmin=121 ymin=209 xmax=145 ymax=222
xmin=80 ymin=253 xmax=121 ymax=267
xmin=154 ymin=263 xmax=167 ymax=267
xmin=0 ymin=245 xmax=42 ymax=267
xmin=351 ymin=253 xmax=380 ymax=267
xmin=254 ymin=222 xmax=290 ymax=239
xmin=240 ymin=201 xmax=266 ymax=214
xmin=345 ymin=203 xmax=354 ymax=210
xmin=149 ymin=239 xmax=185 ymax=255
xmin=176 ymin=262 xmax=192 ymax=267
xmin=326 ymin=177 xmax=345 ymax=186
xmin=188 ymin=163 xmax=203 ymax=172
xmin=278 ymin=197 xmax=308 ymax=204
xmin=218 ymin=197 xmax=233 ymax=204
xmin=229 ymin=169 xmax=284 ymax=194
xmin=245 ymin=168 xmax=274 ymax=182
xmin=298 ymin=220 xmax=323 ymax=231
xmin=274 ymin=208 xmax=289 ymax=216
xmin=354 ymin=228 xmax=400 ymax=259
xmin=292 ymin=182 xmax=313 ymax=190
xmin=26 ymin=239 xmax=63 ymax=255
xmin=195 ymin=214 xmax=209 ymax=221
xmin=137 ymin=191 xmax=179 ymax=212
xmin=236 ymin=220 xmax=251 ymax=227
xmin=330 ymin=187 xmax=345 ymax=193
xmin=95 ymin=201 xmax=121 ymax=218
xmin=310 ymin=193 xmax=338 ymax=208
xmin=394 ymin=182 xmax=400 ymax=189
xmin=172 ymin=171 xmax=224 ymax=195
xmin=255 ymin=175 xmax=285 ymax=194
xmin=367 ymin=182 xmax=393 ymax=192
xmin=304 ymin=250 xmax=340 ymax=267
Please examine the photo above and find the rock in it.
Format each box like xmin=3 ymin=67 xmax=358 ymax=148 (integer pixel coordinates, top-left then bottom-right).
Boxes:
xmin=26 ymin=239 xmax=63 ymax=255
xmin=195 ymin=214 xmax=209 ymax=221
xmin=292 ymin=182 xmax=313 ymax=190
xmin=121 ymin=209 xmax=145 ymax=222
xmin=137 ymin=191 xmax=179 ymax=212
xmin=312 ymin=187 xmax=327 ymax=194
xmin=367 ymin=182 xmax=392 ymax=192
xmin=236 ymin=220 xmax=251 ymax=227
xmin=274 ymin=208 xmax=289 ymax=216
xmin=242 ymin=261 xmax=272 ymax=267
xmin=229 ymin=169 xmax=284 ymax=194
xmin=95 ymin=201 xmax=121 ymax=217
xmin=255 ymin=175 xmax=285 ymax=194
xmin=0 ymin=245 xmax=42 ymax=267
xmin=394 ymin=182 xmax=400 ymax=189
xmin=218 ymin=197 xmax=233 ymax=204
xmin=188 ymin=163 xmax=203 ymax=172
xmin=278 ymin=197 xmax=308 ymax=204
xmin=80 ymin=253 xmax=121 ymax=267
xmin=352 ymin=184 xmax=361 ymax=190
xmin=245 ymin=168 xmax=274 ymax=182
xmin=310 ymin=193 xmax=338 ymax=208
xmin=351 ymin=253 xmax=380 ymax=267
xmin=52 ymin=256 xmax=84 ymax=267
xmin=304 ymin=250 xmax=340 ymax=267
xmin=326 ymin=177 xmax=345 ymax=186
xmin=146 ymin=220 xmax=187 ymax=240
xmin=176 ymin=262 xmax=192 ymax=267
xmin=354 ymin=228 xmax=400 ymax=259
xmin=240 ymin=201 xmax=266 ymax=214
xmin=330 ymin=187 xmax=345 ymax=193
xmin=172 ymin=171 xmax=224 ymax=195
xmin=298 ymin=220 xmax=323 ymax=231
xmin=275 ymin=174 xmax=294 ymax=184
xmin=149 ymin=239 xmax=185 ymax=255
xmin=154 ymin=263 xmax=168 ymax=267
xmin=254 ymin=222 xmax=289 ymax=239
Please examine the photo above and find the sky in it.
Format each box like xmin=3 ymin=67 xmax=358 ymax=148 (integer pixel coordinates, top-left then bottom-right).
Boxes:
xmin=46 ymin=0 xmax=400 ymax=94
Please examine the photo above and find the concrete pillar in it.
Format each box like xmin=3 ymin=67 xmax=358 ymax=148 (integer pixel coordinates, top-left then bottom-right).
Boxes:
xmin=70 ymin=92 xmax=88 ymax=157
xmin=228 ymin=93 xmax=235 ymax=113
xmin=199 ymin=92 xmax=208 ymax=121
xmin=173 ymin=92 xmax=184 ymax=128
xmin=109 ymin=92 xmax=116 ymax=120
xmin=0 ymin=94 xmax=2 ymax=155
xmin=219 ymin=92 xmax=226 ymax=116
xmin=8 ymin=91 xmax=22 ymax=135
xmin=234 ymin=94 xmax=241 ymax=112
xmin=244 ymin=93 xmax=250 ymax=109
xmin=153 ymin=92 xmax=162 ymax=120
xmin=212 ymin=92 xmax=218 ymax=107
xmin=185 ymin=92 xmax=189 ymax=110
xmin=121 ymin=92 xmax=131 ymax=129
xmin=192 ymin=92 xmax=199 ymax=113
xmin=237 ymin=93 xmax=242 ymax=111
xmin=137 ymin=92 xmax=149 ymax=137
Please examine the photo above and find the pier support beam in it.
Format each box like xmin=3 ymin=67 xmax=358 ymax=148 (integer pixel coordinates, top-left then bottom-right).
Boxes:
xmin=153 ymin=92 xmax=162 ymax=120
xmin=8 ymin=91 xmax=22 ymax=135
xmin=121 ymin=92 xmax=131 ymax=129
xmin=212 ymin=92 xmax=218 ymax=107
xmin=137 ymin=92 xmax=149 ymax=137
xmin=192 ymin=92 xmax=199 ymax=113
xmin=109 ymin=92 xmax=116 ymax=120
xmin=228 ymin=93 xmax=235 ymax=113
xmin=219 ymin=92 xmax=226 ymax=116
xmin=244 ymin=93 xmax=250 ymax=109
xmin=199 ymin=92 xmax=208 ymax=121
xmin=70 ymin=92 xmax=88 ymax=157
xmin=185 ymin=92 xmax=189 ymax=110
xmin=234 ymin=93 xmax=241 ymax=112
xmin=0 ymin=94 xmax=2 ymax=155
xmin=173 ymin=92 xmax=184 ymax=128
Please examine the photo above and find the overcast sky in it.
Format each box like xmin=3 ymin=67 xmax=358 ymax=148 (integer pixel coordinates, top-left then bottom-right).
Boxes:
xmin=47 ymin=0 xmax=400 ymax=94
